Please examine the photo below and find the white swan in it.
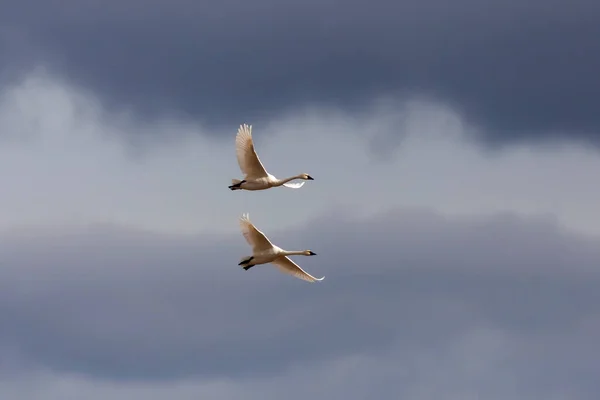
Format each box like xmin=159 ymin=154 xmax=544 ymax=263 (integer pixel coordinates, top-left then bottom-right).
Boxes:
xmin=238 ymin=213 xmax=324 ymax=283
xmin=229 ymin=124 xmax=314 ymax=191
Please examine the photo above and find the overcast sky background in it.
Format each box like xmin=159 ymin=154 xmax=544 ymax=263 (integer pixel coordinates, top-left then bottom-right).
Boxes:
xmin=1 ymin=1 xmax=600 ymax=399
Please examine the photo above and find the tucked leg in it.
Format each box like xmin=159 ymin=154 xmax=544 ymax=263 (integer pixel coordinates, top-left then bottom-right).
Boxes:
xmin=228 ymin=180 xmax=246 ymax=190
xmin=238 ymin=256 xmax=254 ymax=265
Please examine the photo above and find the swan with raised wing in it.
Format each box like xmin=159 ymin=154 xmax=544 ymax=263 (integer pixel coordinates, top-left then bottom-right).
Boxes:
xmin=229 ymin=124 xmax=314 ymax=191
xmin=237 ymin=213 xmax=324 ymax=283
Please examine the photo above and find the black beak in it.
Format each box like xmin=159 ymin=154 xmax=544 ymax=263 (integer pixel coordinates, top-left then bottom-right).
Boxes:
xmin=307 ymin=175 xmax=314 ymax=180
xmin=308 ymin=251 xmax=317 ymax=255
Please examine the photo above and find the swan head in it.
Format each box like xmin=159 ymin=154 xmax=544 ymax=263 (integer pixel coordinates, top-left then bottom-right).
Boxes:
xmin=305 ymin=250 xmax=317 ymax=256
xmin=300 ymin=173 xmax=314 ymax=180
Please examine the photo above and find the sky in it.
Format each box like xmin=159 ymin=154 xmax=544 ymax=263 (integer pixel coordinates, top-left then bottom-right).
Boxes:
xmin=1 ymin=1 xmax=600 ymax=399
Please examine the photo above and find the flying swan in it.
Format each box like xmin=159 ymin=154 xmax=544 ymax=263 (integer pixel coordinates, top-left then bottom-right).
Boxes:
xmin=229 ymin=124 xmax=314 ymax=191
xmin=238 ymin=213 xmax=324 ymax=283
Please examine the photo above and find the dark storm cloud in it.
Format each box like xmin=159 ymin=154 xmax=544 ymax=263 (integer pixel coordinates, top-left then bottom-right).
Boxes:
xmin=0 ymin=209 xmax=599 ymax=398
xmin=1 ymin=0 xmax=599 ymax=146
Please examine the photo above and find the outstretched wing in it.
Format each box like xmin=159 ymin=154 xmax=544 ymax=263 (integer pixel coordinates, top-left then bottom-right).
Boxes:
xmin=235 ymin=124 xmax=269 ymax=180
xmin=239 ymin=213 xmax=274 ymax=252
xmin=282 ymin=181 xmax=305 ymax=189
xmin=271 ymin=256 xmax=325 ymax=283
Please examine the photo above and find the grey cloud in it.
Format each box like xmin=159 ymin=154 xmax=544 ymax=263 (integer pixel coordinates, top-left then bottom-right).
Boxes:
xmin=1 ymin=0 xmax=599 ymax=146
xmin=0 ymin=209 xmax=599 ymax=399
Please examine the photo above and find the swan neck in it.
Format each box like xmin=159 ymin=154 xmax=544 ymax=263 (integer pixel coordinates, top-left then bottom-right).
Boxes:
xmin=282 ymin=250 xmax=305 ymax=256
xmin=278 ymin=175 xmax=303 ymax=184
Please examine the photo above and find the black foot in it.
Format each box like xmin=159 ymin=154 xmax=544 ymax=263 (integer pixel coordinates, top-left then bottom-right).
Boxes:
xmin=238 ymin=256 xmax=254 ymax=265
xmin=243 ymin=264 xmax=254 ymax=271
xmin=228 ymin=180 xmax=246 ymax=190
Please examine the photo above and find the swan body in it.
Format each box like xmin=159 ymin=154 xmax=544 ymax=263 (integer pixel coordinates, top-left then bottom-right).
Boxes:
xmin=238 ymin=213 xmax=324 ymax=283
xmin=229 ymin=124 xmax=314 ymax=191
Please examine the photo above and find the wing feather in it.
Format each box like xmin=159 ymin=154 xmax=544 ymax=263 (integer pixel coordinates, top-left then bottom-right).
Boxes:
xmin=235 ymin=124 xmax=269 ymax=179
xmin=239 ymin=213 xmax=274 ymax=252
xmin=271 ymin=256 xmax=325 ymax=283
xmin=282 ymin=181 xmax=305 ymax=189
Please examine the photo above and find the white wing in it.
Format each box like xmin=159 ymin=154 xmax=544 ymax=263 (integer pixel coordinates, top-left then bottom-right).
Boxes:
xmin=271 ymin=256 xmax=325 ymax=283
xmin=239 ymin=213 xmax=274 ymax=252
xmin=282 ymin=181 xmax=305 ymax=189
xmin=235 ymin=124 xmax=269 ymax=180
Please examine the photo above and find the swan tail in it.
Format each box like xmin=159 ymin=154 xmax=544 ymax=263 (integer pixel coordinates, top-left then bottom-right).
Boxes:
xmin=282 ymin=181 xmax=305 ymax=189
xmin=229 ymin=179 xmax=245 ymax=190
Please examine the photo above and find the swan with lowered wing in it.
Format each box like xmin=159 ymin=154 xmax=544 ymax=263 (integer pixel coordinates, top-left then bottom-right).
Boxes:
xmin=237 ymin=213 xmax=324 ymax=283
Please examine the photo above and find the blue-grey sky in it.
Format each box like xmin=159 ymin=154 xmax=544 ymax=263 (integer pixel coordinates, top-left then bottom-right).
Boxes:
xmin=1 ymin=1 xmax=600 ymax=399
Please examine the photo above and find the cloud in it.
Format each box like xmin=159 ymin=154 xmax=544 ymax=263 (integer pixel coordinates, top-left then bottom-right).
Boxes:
xmin=3 ymin=323 xmax=594 ymax=400
xmin=1 ymin=67 xmax=599 ymax=398
xmin=1 ymin=0 xmax=599 ymax=147
xmin=1 ymin=208 xmax=599 ymax=400
xmin=2 ymin=70 xmax=600 ymax=238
